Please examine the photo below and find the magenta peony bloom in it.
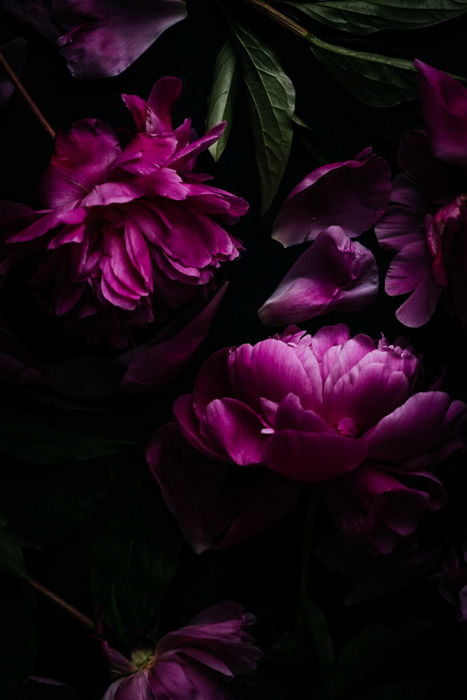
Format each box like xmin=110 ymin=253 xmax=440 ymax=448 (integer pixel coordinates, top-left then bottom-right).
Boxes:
xmin=101 ymin=603 xmax=262 ymax=699
xmin=376 ymin=60 xmax=467 ymax=327
xmin=258 ymin=226 xmax=378 ymax=326
xmin=147 ymin=423 xmax=299 ymax=553
xmin=272 ymin=147 xmax=391 ymax=247
xmin=1 ymin=77 xmax=247 ymax=346
xmin=174 ymin=324 xmax=465 ymax=482
xmin=326 ymin=464 xmax=446 ymax=554
xmin=0 ymin=39 xmax=28 ymax=108
xmin=3 ymin=0 xmax=187 ymax=79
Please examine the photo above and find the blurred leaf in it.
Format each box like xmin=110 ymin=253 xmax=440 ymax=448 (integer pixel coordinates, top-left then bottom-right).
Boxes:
xmin=287 ymin=0 xmax=467 ymax=34
xmin=90 ymin=468 xmax=180 ymax=647
xmin=307 ymin=36 xmax=417 ymax=106
xmin=0 ymin=515 xmax=29 ymax=581
xmin=0 ymin=586 xmax=36 ymax=699
xmin=319 ymin=620 xmax=432 ymax=698
xmin=231 ymin=21 xmax=295 ymax=213
xmin=302 ymin=599 xmax=335 ymax=672
xmin=0 ymin=401 xmax=138 ymax=464
xmin=207 ymin=39 xmax=239 ymax=160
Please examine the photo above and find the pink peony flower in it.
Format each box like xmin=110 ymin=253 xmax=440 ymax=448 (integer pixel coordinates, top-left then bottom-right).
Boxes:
xmin=174 ymin=324 xmax=466 ymax=483
xmin=101 ymin=603 xmax=262 ymax=699
xmin=258 ymin=226 xmax=378 ymax=326
xmin=1 ymin=77 xmax=247 ymax=346
xmin=0 ymin=39 xmax=28 ymax=108
xmin=376 ymin=60 xmax=467 ymax=327
xmin=146 ymin=422 xmax=299 ymax=553
xmin=3 ymin=0 xmax=187 ymax=79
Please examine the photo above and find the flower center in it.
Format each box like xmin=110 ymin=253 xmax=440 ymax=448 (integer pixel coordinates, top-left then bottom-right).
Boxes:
xmin=130 ymin=648 xmax=154 ymax=671
xmin=336 ymin=417 xmax=358 ymax=437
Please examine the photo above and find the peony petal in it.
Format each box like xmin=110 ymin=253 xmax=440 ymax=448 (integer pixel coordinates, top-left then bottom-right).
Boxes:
xmin=263 ymin=430 xmax=368 ymax=482
xmin=204 ymin=398 xmax=265 ymax=465
xmin=415 ymin=59 xmax=467 ymax=167
xmin=258 ymin=226 xmax=378 ymax=326
xmin=272 ymin=148 xmax=391 ymax=246
xmin=41 ymin=119 xmax=121 ymax=208
xmin=365 ymin=391 xmax=466 ymax=461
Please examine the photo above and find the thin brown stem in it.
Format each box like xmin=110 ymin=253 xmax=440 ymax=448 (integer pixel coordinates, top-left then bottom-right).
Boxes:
xmin=0 ymin=52 xmax=56 ymax=140
xmin=239 ymin=0 xmax=309 ymax=38
xmin=29 ymin=579 xmax=96 ymax=631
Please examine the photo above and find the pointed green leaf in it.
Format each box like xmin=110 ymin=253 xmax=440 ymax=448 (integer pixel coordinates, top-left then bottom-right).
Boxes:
xmin=286 ymin=0 xmax=467 ymax=35
xmin=308 ymin=35 xmax=417 ymax=106
xmin=302 ymin=599 xmax=335 ymax=672
xmin=231 ymin=21 xmax=295 ymax=213
xmin=207 ymin=40 xmax=239 ymax=161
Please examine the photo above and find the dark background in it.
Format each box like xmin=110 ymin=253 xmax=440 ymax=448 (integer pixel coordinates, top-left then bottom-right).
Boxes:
xmin=1 ymin=1 xmax=467 ymax=697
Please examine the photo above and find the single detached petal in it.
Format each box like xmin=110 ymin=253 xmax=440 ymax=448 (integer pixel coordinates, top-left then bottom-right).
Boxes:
xmin=4 ymin=0 xmax=188 ymax=79
xmin=0 ymin=39 xmax=28 ymax=108
xmin=258 ymin=226 xmax=378 ymax=326
xmin=272 ymin=148 xmax=391 ymax=246
xmin=415 ymin=59 xmax=467 ymax=167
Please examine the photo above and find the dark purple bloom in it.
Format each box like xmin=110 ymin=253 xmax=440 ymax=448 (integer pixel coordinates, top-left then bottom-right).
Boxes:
xmin=258 ymin=226 xmax=378 ymax=326
xmin=3 ymin=0 xmax=187 ymax=79
xmin=1 ymin=77 xmax=247 ymax=346
xmin=376 ymin=61 xmax=467 ymax=327
xmin=147 ymin=423 xmax=299 ymax=553
xmin=0 ymin=39 xmax=28 ymax=108
xmin=101 ymin=603 xmax=262 ymax=699
xmin=174 ymin=324 xmax=466 ymax=483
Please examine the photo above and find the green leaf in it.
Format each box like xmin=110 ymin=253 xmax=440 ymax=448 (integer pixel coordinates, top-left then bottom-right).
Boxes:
xmin=0 ymin=515 xmax=29 ymax=581
xmin=207 ymin=39 xmax=239 ymax=161
xmin=90 ymin=468 xmax=180 ymax=646
xmin=302 ymin=599 xmax=335 ymax=672
xmin=0 ymin=586 xmax=36 ymax=698
xmin=231 ymin=21 xmax=295 ymax=213
xmin=286 ymin=0 xmax=467 ymax=35
xmin=307 ymin=35 xmax=417 ymax=105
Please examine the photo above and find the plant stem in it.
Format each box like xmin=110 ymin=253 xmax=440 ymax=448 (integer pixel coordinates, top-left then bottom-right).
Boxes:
xmin=240 ymin=0 xmax=309 ymax=39
xmin=296 ymin=487 xmax=320 ymax=631
xmin=0 ymin=51 xmax=56 ymax=140
xmin=29 ymin=579 xmax=96 ymax=631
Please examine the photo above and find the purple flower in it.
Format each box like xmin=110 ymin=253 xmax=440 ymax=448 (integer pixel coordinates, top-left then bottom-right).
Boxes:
xmin=0 ymin=39 xmax=28 ymax=108
xmin=174 ymin=324 xmax=465 ymax=482
xmin=272 ymin=147 xmax=391 ymax=246
xmin=147 ymin=423 xmax=299 ymax=553
xmin=258 ymin=226 xmax=378 ymax=326
xmin=376 ymin=61 xmax=467 ymax=327
xmin=1 ymin=77 xmax=247 ymax=345
xmin=101 ymin=603 xmax=262 ymax=699
xmin=3 ymin=0 xmax=187 ymax=79
xmin=326 ymin=464 xmax=446 ymax=555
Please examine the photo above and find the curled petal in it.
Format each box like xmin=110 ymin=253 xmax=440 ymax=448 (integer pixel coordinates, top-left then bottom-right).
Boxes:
xmin=272 ymin=148 xmax=391 ymax=246
xmin=258 ymin=226 xmax=378 ymax=326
